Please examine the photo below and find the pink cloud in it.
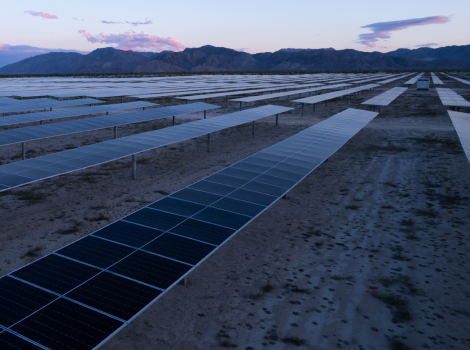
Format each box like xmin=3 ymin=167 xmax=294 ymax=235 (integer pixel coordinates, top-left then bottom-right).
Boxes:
xmin=101 ymin=18 xmax=152 ymax=26
xmin=78 ymin=30 xmax=185 ymax=52
xmin=0 ymin=44 xmax=9 ymax=52
xmin=358 ymin=16 xmax=450 ymax=48
xmin=25 ymin=11 xmax=58 ymax=19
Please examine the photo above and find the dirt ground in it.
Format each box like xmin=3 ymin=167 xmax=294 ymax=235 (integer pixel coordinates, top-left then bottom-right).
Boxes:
xmin=1 ymin=75 xmax=470 ymax=350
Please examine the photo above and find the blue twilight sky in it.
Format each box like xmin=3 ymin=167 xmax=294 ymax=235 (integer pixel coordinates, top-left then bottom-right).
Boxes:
xmin=0 ymin=0 xmax=469 ymax=58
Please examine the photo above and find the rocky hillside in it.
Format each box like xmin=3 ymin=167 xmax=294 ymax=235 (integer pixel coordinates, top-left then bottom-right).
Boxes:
xmin=1 ymin=45 xmax=469 ymax=74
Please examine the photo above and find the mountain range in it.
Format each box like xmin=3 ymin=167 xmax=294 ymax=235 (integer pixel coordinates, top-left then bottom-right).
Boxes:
xmin=0 ymin=44 xmax=469 ymax=75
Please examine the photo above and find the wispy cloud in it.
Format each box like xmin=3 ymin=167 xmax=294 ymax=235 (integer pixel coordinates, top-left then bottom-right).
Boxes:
xmin=78 ymin=30 xmax=185 ymax=52
xmin=101 ymin=18 xmax=152 ymax=27
xmin=415 ymin=43 xmax=439 ymax=48
xmin=358 ymin=16 xmax=450 ymax=48
xmin=73 ymin=17 xmax=85 ymax=21
xmin=25 ymin=11 xmax=58 ymax=19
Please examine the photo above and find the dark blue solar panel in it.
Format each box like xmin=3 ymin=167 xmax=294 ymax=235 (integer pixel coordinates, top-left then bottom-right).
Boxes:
xmin=189 ymin=181 xmax=236 ymax=196
xmin=11 ymin=254 xmax=100 ymax=294
xmin=231 ymin=162 xmax=270 ymax=173
xmin=124 ymin=208 xmax=186 ymax=231
xmin=170 ymin=219 xmax=235 ymax=245
xmin=205 ymin=173 xmax=250 ymax=187
xmin=0 ymin=277 xmax=56 ymax=327
xmin=0 ymin=331 xmax=43 ymax=350
xmin=254 ymin=174 xmax=296 ymax=189
xmin=57 ymin=236 xmax=135 ymax=269
xmin=211 ymin=197 xmax=265 ymax=217
xmin=109 ymin=250 xmax=192 ymax=290
xmin=242 ymin=181 xmax=287 ymax=197
xmin=228 ymin=189 xmax=277 ymax=206
xmin=142 ymin=233 xmax=216 ymax=265
xmin=149 ymin=197 xmax=205 ymax=217
xmin=219 ymin=167 xmax=259 ymax=180
xmin=193 ymin=207 xmax=251 ymax=230
xmin=92 ymin=221 xmax=164 ymax=248
xmin=11 ymin=298 xmax=123 ymax=350
xmin=170 ymin=188 xmax=222 ymax=205
xmin=66 ymin=272 xmax=162 ymax=321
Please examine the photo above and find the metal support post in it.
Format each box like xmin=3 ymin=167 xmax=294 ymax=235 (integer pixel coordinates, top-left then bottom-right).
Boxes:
xmin=22 ymin=142 xmax=25 ymax=160
xmin=40 ymin=120 xmax=43 ymax=125
xmin=252 ymin=121 xmax=255 ymax=135
xmin=204 ymin=110 xmax=206 ymax=119
xmin=313 ymin=104 xmax=315 ymax=112
xmin=132 ymin=154 xmax=136 ymax=179
xmin=282 ymin=194 xmax=288 ymax=199
xmin=240 ymin=102 xmax=242 ymax=111
xmin=276 ymin=114 xmax=279 ymax=126
xmin=207 ymin=134 xmax=211 ymax=152
xmin=173 ymin=116 xmax=176 ymax=126
xmin=301 ymin=103 xmax=304 ymax=116
xmin=114 ymin=126 xmax=118 ymax=139
xmin=179 ymin=277 xmax=187 ymax=285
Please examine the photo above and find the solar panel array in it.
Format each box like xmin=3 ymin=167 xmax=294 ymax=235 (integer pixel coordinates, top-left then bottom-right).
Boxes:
xmin=0 ymin=98 xmax=103 ymax=116
xmin=448 ymin=111 xmax=470 ymax=163
xmin=0 ymin=107 xmax=378 ymax=350
xmin=175 ymin=83 xmax=325 ymax=101
xmin=436 ymin=88 xmax=470 ymax=107
xmin=0 ymin=105 xmax=292 ymax=192
xmin=430 ymin=73 xmax=444 ymax=85
xmin=404 ymin=73 xmax=424 ymax=85
xmin=443 ymin=74 xmax=470 ymax=87
xmin=0 ymin=101 xmax=157 ymax=127
xmin=376 ymin=73 xmax=415 ymax=85
xmin=292 ymin=84 xmax=379 ymax=105
xmin=0 ymin=102 xmax=219 ymax=148
xmin=230 ymin=83 xmax=351 ymax=104
xmin=361 ymin=87 xmax=408 ymax=107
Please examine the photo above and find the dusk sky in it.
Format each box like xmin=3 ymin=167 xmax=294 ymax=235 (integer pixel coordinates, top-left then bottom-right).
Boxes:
xmin=0 ymin=0 xmax=469 ymax=65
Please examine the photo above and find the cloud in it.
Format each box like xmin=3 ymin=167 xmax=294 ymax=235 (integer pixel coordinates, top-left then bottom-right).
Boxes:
xmin=236 ymin=48 xmax=249 ymax=52
xmin=78 ymin=30 xmax=100 ymax=43
xmin=25 ymin=11 xmax=58 ymax=19
xmin=415 ymin=43 xmax=439 ymax=48
xmin=358 ymin=16 xmax=450 ymax=48
xmin=0 ymin=44 xmax=88 ymax=68
xmin=78 ymin=30 xmax=185 ymax=52
xmin=73 ymin=17 xmax=85 ymax=21
xmin=101 ymin=18 xmax=152 ymax=26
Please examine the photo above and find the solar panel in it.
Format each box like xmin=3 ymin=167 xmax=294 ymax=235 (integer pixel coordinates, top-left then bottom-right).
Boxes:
xmin=0 ymin=98 xmax=103 ymax=116
xmin=444 ymin=74 xmax=470 ymax=87
xmin=430 ymin=73 xmax=444 ymax=85
xmin=0 ymin=102 xmax=219 ymax=148
xmin=361 ymin=87 xmax=407 ymax=107
xmin=448 ymin=111 xmax=470 ymax=162
xmin=404 ymin=73 xmax=424 ymax=85
xmin=0 ymin=101 xmax=157 ymax=127
xmin=0 ymin=107 xmax=378 ymax=350
xmin=0 ymin=105 xmax=293 ymax=192
xmin=292 ymin=84 xmax=380 ymax=105
xmin=436 ymin=88 xmax=470 ymax=107
xmin=176 ymin=83 xmax=324 ymax=101
xmin=230 ymin=83 xmax=350 ymax=104
xmin=376 ymin=73 xmax=414 ymax=84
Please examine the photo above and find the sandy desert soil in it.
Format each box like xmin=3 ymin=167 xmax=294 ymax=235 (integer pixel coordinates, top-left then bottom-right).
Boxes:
xmin=1 ymin=76 xmax=470 ymax=350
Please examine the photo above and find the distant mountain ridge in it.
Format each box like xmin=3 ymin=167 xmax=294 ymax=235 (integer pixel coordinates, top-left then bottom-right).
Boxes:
xmin=1 ymin=44 xmax=469 ymax=75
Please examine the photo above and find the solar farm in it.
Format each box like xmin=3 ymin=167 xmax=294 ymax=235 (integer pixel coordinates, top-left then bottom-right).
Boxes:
xmin=0 ymin=72 xmax=469 ymax=350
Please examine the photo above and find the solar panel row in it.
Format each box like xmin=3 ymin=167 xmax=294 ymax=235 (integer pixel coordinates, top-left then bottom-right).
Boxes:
xmin=0 ymin=107 xmax=378 ymax=350
xmin=448 ymin=111 xmax=470 ymax=163
xmin=0 ymin=98 xmax=104 ymax=116
xmin=404 ymin=73 xmax=424 ymax=85
xmin=0 ymin=105 xmax=292 ymax=192
xmin=436 ymin=88 xmax=470 ymax=107
xmin=361 ymin=87 xmax=408 ymax=107
xmin=0 ymin=101 xmax=157 ymax=127
xmin=0 ymin=102 xmax=219 ymax=148
xmin=430 ymin=73 xmax=444 ymax=85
